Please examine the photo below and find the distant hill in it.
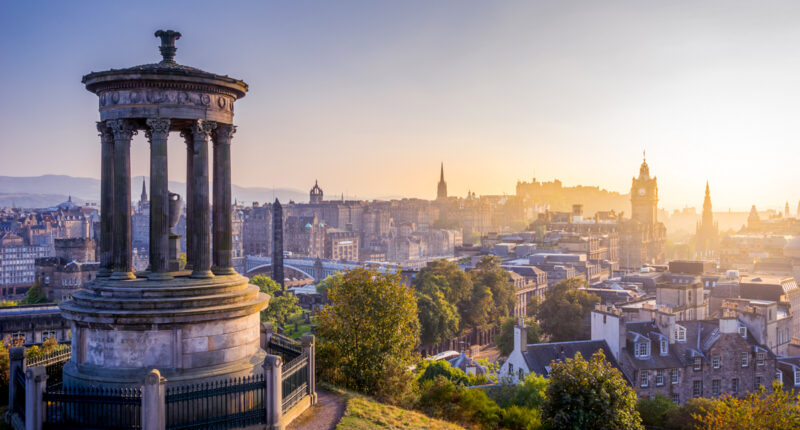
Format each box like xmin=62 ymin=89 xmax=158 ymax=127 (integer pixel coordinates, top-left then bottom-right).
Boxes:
xmin=0 ymin=175 xmax=307 ymax=208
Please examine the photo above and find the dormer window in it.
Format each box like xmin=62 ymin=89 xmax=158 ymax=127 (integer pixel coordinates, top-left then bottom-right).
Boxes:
xmin=636 ymin=341 xmax=650 ymax=358
xmin=675 ymin=326 xmax=686 ymax=342
xmin=739 ymin=326 xmax=747 ymax=338
xmin=660 ymin=338 xmax=668 ymax=355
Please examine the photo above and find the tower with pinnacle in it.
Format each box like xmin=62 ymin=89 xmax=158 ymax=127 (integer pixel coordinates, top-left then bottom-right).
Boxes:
xmin=695 ymin=181 xmax=719 ymax=256
xmin=437 ymin=163 xmax=447 ymax=200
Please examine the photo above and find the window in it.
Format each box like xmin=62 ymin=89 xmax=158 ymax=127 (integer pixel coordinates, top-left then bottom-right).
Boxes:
xmin=671 ymin=369 xmax=680 ymax=385
xmin=518 ymin=369 xmax=524 ymax=380
xmin=636 ymin=341 xmax=649 ymax=358
xmin=508 ymin=363 xmax=513 ymax=373
xmin=660 ymin=338 xmax=668 ymax=355
xmin=675 ymin=326 xmax=686 ymax=342
xmin=10 ymin=332 xmax=24 ymax=345
xmin=777 ymin=371 xmax=783 ymax=385
xmin=693 ymin=381 xmax=703 ymax=398
xmin=741 ymin=352 xmax=749 ymax=367
xmin=757 ymin=351 xmax=765 ymax=366
xmin=671 ymin=393 xmax=680 ymax=404
xmin=739 ymin=326 xmax=747 ymax=338
xmin=687 ymin=309 xmax=693 ymax=320
xmin=693 ymin=357 xmax=702 ymax=371
xmin=732 ymin=378 xmax=739 ymax=395
xmin=712 ymin=379 xmax=721 ymax=396
xmin=712 ymin=355 xmax=721 ymax=369
xmin=755 ymin=376 xmax=763 ymax=389
xmin=42 ymin=331 xmax=56 ymax=341
xmin=656 ymin=370 xmax=664 ymax=386
xmin=640 ymin=370 xmax=649 ymax=387
xmin=795 ymin=370 xmax=800 ymax=386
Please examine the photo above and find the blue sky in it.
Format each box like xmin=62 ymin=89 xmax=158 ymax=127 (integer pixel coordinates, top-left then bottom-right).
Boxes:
xmin=1 ymin=1 xmax=800 ymax=210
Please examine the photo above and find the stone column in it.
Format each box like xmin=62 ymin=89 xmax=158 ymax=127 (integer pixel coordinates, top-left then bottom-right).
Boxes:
xmin=302 ymin=334 xmax=317 ymax=405
xmin=181 ymin=130 xmax=194 ymax=271
xmin=141 ymin=369 xmax=166 ymax=430
xmin=25 ymin=366 xmax=47 ymax=430
xmin=212 ymin=124 xmax=236 ymax=275
xmin=8 ymin=347 xmax=24 ymax=418
xmin=97 ymin=122 xmax=114 ymax=277
xmin=263 ymin=354 xmax=283 ymax=430
xmin=108 ymin=119 xmax=137 ymax=280
xmin=190 ymin=120 xmax=215 ymax=279
xmin=146 ymin=118 xmax=172 ymax=280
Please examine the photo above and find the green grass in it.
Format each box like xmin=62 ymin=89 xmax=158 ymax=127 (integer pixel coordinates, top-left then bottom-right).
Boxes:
xmin=330 ymin=386 xmax=465 ymax=430
xmin=284 ymin=313 xmax=313 ymax=339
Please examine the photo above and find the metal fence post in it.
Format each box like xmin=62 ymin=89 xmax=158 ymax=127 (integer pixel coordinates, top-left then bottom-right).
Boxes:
xmin=301 ymin=334 xmax=317 ymax=406
xmin=263 ymin=354 xmax=283 ymax=430
xmin=8 ymin=347 xmax=25 ymax=419
xmin=141 ymin=369 xmax=166 ymax=430
xmin=24 ymin=366 xmax=47 ymax=430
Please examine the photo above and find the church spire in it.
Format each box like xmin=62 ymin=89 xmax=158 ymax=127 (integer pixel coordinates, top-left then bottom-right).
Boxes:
xmin=140 ymin=178 xmax=148 ymax=202
xmin=437 ymin=162 xmax=447 ymax=200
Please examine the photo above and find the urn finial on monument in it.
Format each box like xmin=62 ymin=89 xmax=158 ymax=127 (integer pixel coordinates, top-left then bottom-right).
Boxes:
xmin=155 ymin=29 xmax=182 ymax=64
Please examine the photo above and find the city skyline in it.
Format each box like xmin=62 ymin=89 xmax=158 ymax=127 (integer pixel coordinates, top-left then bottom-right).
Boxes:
xmin=2 ymin=1 xmax=800 ymax=211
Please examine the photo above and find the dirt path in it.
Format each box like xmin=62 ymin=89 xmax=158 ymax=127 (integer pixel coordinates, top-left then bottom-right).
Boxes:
xmin=287 ymin=389 xmax=347 ymax=430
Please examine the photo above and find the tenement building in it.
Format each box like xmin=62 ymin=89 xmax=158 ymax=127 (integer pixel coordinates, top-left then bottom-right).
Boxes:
xmin=0 ymin=232 xmax=49 ymax=295
xmin=35 ymin=238 xmax=98 ymax=301
xmin=592 ymin=305 xmax=778 ymax=404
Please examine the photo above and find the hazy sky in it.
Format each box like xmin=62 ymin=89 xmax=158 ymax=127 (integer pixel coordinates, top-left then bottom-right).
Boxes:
xmin=1 ymin=1 xmax=799 ymax=211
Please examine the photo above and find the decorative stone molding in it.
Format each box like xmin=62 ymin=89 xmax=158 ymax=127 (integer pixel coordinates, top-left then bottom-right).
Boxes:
xmin=106 ymin=119 xmax=138 ymax=140
xmin=99 ymin=89 xmax=235 ymax=112
xmin=145 ymin=118 xmax=171 ymax=141
xmin=214 ymin=124 xmax=236 ymax=143
xmin=192 ymin=119 xmax=216 ymax=138
xmin=96 ymin=121 xmax=114 ymax=143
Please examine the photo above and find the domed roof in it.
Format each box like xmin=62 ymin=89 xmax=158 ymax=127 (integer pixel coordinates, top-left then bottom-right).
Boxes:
xmin=784 ymin=236 xmax=800 ymax=259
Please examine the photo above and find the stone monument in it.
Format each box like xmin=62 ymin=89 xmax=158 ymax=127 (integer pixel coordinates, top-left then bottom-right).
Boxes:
xmin=60 ymin=30 xmax=269 ymax=387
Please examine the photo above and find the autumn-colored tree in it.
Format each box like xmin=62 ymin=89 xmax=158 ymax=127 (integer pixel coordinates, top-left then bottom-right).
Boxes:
xmin=536 ymin=277 xmax=599 ymax=341
xmin=695 ymin=382 xmax=800 ymax=430
xmin=543 ymin=350 xmax=642 ymax=430
xmin=316 ymin=267 xmax=420 ymax=405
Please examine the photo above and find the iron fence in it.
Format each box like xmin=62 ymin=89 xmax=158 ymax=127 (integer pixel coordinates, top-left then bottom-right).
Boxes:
xmin=42 ymin=385 xmax=142 ymax=430
xmin=165 ymin=375 xmax=266 ymax=430
xmin=281 ymin=352 xmax=309 ymax=413
xmin=267 ymin=333 xmax=302 ymax=362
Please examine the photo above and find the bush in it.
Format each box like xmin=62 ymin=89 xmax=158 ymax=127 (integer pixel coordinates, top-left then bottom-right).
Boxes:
xmin=417 ymin=376 xmax=503 ymax=429
xmin=664 ymin=397 xmax=714 ymax=430
xmin=419 ymin=360 xmax=471 ymax=386
xmin=637 ymin=394 xmax=677 ymax=428
xmin=499 ymin=405 xmax=542 ymax=430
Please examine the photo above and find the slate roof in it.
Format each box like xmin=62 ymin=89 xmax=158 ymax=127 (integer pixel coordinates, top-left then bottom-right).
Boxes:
xmin=523 ymin=339 xmax=620 ymax=377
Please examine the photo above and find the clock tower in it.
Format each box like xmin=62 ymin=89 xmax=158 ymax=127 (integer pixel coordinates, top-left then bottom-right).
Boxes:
xmin=630 ymin=154 xmax=658 ymax=226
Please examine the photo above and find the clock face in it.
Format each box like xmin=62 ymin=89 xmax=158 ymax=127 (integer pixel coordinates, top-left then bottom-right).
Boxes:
xmin=638 ymin=187 xmax=646 ymax=196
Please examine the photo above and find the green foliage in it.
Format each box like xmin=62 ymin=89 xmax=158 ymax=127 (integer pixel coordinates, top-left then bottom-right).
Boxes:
xmin=663 ymin=397 xmax=714 ymax=430
xmin=637 ymin=394 xmax=678 ymax=428
xmin=535 ymin=278 xmax=599 ymax=341
xmin=488 ymin=373 xmax=548 ymax=412
xmin=250 ymin=275 xmax=281 ymax=295
xmin=316 ymin=273 xmax=342 ymax=296
xmin=413 ymin=259 xmax=475 ymax=345
xmin=694 ymin=382 xmax=800 ymax=430
xmin=262 ymin=292 xmax=301 ymax=327
xmin=0 ymin=341 xmax=8 ymax=386
xmin=0 ymin=300 xmax=18 ymax=307
xmin=418 ymin=360 xmax=478 ymax=387
xmin=470 ymin=256 xmax=516 ymax=324
xmin=499 ymin=405 xmax=542 ymax=430
xmin=317 ymin=267 xmax=420 ymax=406
xmin=20 ymin=281 xmax=48 ymax=305
xmin=542 ymin=350 xmax=642 ymax=430
xmin=417 ymin=289 xmax=460 ymax=346
xmin=496 ymin=317 xmax=542 ymax=356
xmin=417 ymin=376 xmax=503 ymax=429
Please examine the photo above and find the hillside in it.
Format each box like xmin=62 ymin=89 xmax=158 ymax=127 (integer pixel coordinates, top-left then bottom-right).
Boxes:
xmin=331 ymin=387 xmax=464 ymax=430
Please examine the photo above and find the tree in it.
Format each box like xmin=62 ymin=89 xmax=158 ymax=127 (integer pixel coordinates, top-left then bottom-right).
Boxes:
xmin=417 ymin=290 xmax=460 ymax=346
xmin=695 ymin=382 xmax=800 ymax=430
xmin=470 ymin=256 xmax=516 ymax=323
xmin=637 ymin=394 xmax=678 ymax=429
xmin=21 ymin=281 xmax=48 ymax=305
xmin=316 ymin=267 xmax=420 ymax=404
xmin=496 ymin=317 xmax=542 ymax=356
xmin=250 ymin=275 xmax=281 ymax=295
xmin=543 ymin=350 xmax=642 ymax=430
xmin=536 ymin=277 xmax=599 ymax=341
xmin=262 ymin=293 xmax=301 ymax=327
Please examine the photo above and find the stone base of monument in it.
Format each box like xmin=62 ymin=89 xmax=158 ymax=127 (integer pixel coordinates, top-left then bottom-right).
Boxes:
xmin=59 ymin=273 xmax=269 ymax=388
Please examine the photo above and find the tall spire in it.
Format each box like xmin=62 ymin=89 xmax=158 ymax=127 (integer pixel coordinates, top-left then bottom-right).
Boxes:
xmin=440 ymin=162 xmax=444 ymax=182
xmin=140 ymin=178 xmax=148 ymax=202
xmin=437 ymin=162 xmax=448 ymax=200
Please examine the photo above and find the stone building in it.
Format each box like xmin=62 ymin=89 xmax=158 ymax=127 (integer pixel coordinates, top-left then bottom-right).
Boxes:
xmin=325 ymin=229 xmax=359 ymax=261
xmin=242 ymin=202 xmax=272 ymax=256
xmin=0 ymin=304 xmax=70 ymax=345
xmin=592 ymin=306 xmax=778 ymax=405
xmin=620 ymin=157 xmax=666 ymax=269
xmin=35 ymin=238 xmax=98 ymax=301
xmin=0 ymin=232 xmax=50 ymax=294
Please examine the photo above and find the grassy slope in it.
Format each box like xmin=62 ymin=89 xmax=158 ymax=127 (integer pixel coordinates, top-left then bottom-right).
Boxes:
xmin=330 ymin=387 xmax=465 ymax=430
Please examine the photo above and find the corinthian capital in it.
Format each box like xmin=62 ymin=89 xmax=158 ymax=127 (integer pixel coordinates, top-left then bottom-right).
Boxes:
xmin=107 ymin=119 xmax=138 ymax=141
xmin=191 ymin=120 xmax=216 ymax=139
xmin=214 ymin=124 xmax=237 ymax=144
xmin=145 ymin=118 xmax=171 ymax=142
xmin=96 ymin=121 xmax=114 ymax=143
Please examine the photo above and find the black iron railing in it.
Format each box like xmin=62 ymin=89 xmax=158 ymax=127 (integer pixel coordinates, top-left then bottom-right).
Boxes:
xmin=267 ymin=333 xmax=302 ymax=362
xmin=13 ymin=368 xmax=26 ymax=417
xmin=281 ymin=352 xmax=309 ymax=413
xmin=25 ymin=345 xmax=71 ymax=368
xmin=42 ymin=386 xmax=142 ymax=430
xmin=165 ymin=375 xmax=266 ymax=430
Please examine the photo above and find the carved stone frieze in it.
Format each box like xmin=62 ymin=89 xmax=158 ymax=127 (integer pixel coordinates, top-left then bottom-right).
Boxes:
xmin=99 ymin=89 xmax=235 ymax=113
